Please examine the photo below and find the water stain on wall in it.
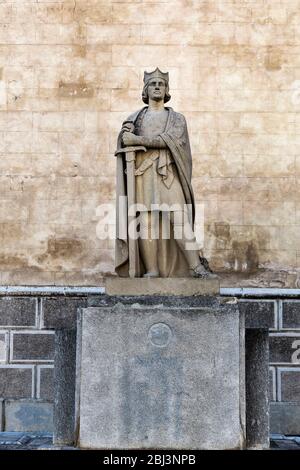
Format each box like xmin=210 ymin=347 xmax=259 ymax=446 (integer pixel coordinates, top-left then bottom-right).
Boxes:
xmin=214 ymin=223 xmax=231 ymax=250
xmin=37 ymin=237 xmax=83 ymax=269
xmin=264 ymin=48 xmax=283 ymax=71
xmin=72 ymin=44 xmax=87 ymax=58
xmin=0 ymin=255 xmax=30 ymax=270
xmin=58 ymin=77 xmax=94 ymax=98
xmin=229 ymin=240 xmax=259 ymax=273
xmin=211 ymin=222 xmax=265 ymax=273
xmin=47 ymin=237 xmax=83 ymax=258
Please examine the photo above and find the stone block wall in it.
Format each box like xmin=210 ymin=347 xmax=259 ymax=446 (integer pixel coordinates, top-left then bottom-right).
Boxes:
xmin=240 ymin=298 xmax=300 ymax=435
xmin=0 ymin=294 xmax=299 ymax=434
xmin=269 ymin=300 xmax=300 ymax=405
xmin=0 ymin=295 xmax=87 ymax=432
xmin=0 ymin=1 xmax=300 ymax=285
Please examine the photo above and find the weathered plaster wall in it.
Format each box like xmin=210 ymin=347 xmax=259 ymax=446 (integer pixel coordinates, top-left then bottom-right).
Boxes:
xmin=0 ymin=0 xmax=300 ymax=286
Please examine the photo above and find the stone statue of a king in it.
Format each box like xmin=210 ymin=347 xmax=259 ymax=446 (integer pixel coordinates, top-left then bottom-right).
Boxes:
xmin=115 ymin=68 xmax=217 ymax=279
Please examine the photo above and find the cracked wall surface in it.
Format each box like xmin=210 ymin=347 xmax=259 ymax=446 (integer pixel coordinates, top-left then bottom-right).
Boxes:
xmin=0 ymin=0 xmax=300 ymax=286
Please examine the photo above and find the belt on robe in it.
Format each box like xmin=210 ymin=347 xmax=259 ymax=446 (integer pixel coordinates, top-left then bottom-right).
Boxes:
xmin=134 ymin=149 xmax=175 ymax=189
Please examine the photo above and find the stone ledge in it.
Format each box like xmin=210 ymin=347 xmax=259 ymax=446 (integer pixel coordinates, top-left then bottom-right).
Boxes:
xmin=105 ymin=277 xmax=220 ymax=296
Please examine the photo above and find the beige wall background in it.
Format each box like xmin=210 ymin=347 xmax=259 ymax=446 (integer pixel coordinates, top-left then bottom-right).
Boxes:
xmin=0 ymin=0 xmax=300 ymax=286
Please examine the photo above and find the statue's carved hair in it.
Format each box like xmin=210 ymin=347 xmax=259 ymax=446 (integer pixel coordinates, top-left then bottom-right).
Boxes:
xmin=142 ymin=80 xmax=171 ymax=104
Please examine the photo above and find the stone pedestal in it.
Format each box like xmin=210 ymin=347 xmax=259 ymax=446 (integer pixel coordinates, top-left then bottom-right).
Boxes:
xmin=52 ymin=285 xmax=270 ymax=450
xmin=76 ymin=295 xmax=250 ymax=450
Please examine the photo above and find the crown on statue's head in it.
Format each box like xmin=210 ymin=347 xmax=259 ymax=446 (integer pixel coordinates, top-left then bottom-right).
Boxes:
xmin=143 ymin=67 xmax=169 ymax=85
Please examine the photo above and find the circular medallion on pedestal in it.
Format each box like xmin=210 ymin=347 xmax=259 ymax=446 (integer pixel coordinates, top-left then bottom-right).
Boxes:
xmin=148 ymin=322 xmax=173 ymax=347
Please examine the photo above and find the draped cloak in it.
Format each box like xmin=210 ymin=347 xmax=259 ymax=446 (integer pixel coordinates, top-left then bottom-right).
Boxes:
xmin=115 ymin=106 xmax=196 ymax=277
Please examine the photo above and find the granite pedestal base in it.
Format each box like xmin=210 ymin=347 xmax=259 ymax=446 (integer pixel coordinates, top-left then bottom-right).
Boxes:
xmin=73 ymin=293 xmax=268 ymax=450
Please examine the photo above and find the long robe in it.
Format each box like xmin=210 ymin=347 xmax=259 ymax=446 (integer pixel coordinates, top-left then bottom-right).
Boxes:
xmin=115 ymin=106 xmax=196 ymax=277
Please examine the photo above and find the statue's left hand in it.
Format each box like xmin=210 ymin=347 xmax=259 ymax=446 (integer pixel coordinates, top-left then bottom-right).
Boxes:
xmin=122 ymin=131 xmax=141 ymax=147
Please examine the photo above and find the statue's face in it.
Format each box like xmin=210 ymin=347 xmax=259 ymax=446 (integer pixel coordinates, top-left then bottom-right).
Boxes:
xmin=147 ymin=79 xmax=166 ymax=102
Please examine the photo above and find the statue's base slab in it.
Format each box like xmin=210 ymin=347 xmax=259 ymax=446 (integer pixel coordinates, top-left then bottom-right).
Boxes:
xmin=75 ymin=296 xmax=269 ymax=450
xmin=105 ymin=277 xmax=220 ymax=296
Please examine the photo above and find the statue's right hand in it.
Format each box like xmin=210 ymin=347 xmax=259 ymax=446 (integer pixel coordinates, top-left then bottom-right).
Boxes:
xmin=122 ymin=123 xmax=135 ymax=133
xmin=122 ymin=131 xmax=141 ymax=146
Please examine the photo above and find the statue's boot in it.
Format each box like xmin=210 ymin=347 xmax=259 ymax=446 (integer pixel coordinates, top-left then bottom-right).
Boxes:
xmin=143 ymin=271 xmax=160 ymax=278
xmin=190 ymin=264 xmax=218 ymax=279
